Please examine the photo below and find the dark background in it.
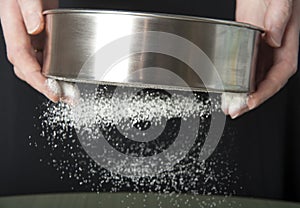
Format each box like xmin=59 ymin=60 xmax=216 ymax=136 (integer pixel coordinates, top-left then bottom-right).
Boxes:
xmin=0 ymin=0 xmax=300 ymax=202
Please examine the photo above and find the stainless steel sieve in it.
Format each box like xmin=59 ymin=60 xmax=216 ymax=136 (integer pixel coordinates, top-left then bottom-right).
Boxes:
xmin=42 ymin=9 xmax=263 ymax=93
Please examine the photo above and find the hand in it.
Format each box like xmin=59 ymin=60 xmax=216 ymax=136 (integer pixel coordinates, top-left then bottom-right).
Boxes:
xmin=222 ymin=0 xmax=300 ymax=119
xmin=0 ymin=0 xmax=77 ymax=103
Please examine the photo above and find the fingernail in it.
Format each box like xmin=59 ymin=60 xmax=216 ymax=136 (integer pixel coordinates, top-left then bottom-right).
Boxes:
xmin=230 ymin=113 xmax=240 ymax=119
xmin=270 ymin=33 xmax=281 ymax=47
xmin=26 ymin=12 xmax=41 ymax=34
xmin=247 ymin=95 xmax=256 ymax=110
xmin=265 ymin=17 xmax=283 ymax=47
xmin=267 ymin=25 xmax=282 ymax=47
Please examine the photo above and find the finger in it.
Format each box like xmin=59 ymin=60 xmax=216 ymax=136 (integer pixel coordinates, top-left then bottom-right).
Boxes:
xmin=247 ymin=61 xmax=294 ymax=110
xmin=230 ymin=106 xmax=249 ymax=119
xmin=221 ymin=92 xmax=248 ymax=118
xmin=1 ymin=0 xmax=60 ymax=102
xmin=264 ymin=0 xmax=293 ymax=47
xmin=235 ymin=0 xmax=266 ymax=28
xmin=228 ymin=94 xmax=248 ymax=118
xmin=221 ymin=93 xmax=230 ymax=115
xmin=17 ymin=0 xmax=44 ymax=35
xmin=248 ymin=15 xmax=299 ymax=110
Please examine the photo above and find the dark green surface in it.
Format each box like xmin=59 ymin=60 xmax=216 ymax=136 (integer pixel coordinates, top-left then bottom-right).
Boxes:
xmin=0 ymin=193 xmax=299 ymax=208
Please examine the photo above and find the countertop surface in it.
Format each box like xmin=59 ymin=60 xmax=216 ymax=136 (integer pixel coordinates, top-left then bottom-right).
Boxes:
xmin=0 ymin=193 xmax=299 ymax=208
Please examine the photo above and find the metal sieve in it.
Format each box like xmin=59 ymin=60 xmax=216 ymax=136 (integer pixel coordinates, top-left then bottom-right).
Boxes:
xmin=42 ymin=9 xmax=263 ymax=93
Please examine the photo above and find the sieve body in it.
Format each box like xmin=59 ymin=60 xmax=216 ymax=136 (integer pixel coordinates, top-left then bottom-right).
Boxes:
xmin=42 ymin=9 xmax=262 ymax=93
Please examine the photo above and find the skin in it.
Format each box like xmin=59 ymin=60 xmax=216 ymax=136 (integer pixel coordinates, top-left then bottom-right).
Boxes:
xmin=0 ymin=0 xmax=299 ymax=117
xmin=226 ymin=0 xmax=300 ymax=119
xmin=0 ymin=0 xmax=59 ymax=102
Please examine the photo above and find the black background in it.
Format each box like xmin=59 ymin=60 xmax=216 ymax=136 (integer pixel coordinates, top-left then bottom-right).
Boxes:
xmin=0 ymin=0 xmax=300 ymax=202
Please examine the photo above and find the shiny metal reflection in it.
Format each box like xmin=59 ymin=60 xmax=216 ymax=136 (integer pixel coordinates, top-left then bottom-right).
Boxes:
xmin=42 ymin=9 xmax=262 ymax=93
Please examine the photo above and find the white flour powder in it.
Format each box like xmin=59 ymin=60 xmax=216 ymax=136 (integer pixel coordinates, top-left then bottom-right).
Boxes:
xmin=46 ymin=78 xmax=80 ymax=103
xmin=221 ymin=93 xmax=248 ymax=118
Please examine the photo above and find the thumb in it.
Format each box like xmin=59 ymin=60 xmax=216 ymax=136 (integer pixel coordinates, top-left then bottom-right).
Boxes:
xmin=264 ymin=0 xmax=293 ymax=47
xmin=17 ymin=0 xmax=44 ymax=35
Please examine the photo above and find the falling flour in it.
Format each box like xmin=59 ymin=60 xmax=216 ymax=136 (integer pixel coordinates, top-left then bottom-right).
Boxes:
xmin=31 ymin=84 xmax=240 ymax=207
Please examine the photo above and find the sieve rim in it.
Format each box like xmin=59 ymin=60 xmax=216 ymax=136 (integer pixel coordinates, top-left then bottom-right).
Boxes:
xmin=43 ymin=9 xmax=264 ymax=32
